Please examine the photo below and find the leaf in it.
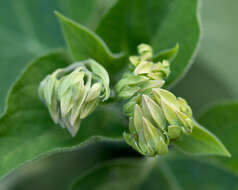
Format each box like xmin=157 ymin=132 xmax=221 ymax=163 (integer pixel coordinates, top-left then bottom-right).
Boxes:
xmin=198 ymin=102 xmax=238 ymax=175
xmin=166 ymin=156 xmax=238 ymax=190
xmin=59 ymin=0 xmax=117 ymax=29
xmin=152 ymin=44 xmax=179 ymax=62
xmin=70 ymin=158 xmax=150 ymax=190
xmin=70 ymin=158 xmax=176 ymax=190
xmin=0 ymin=51 xmax=126 ymax=179
xmin=0 ymin=0 xmax=116 ymax=113
xmin=96 ymin=0 xmax=200 ymax=87
xmin=173 ymin=120 xmax=230 ymax=157
xmin=55 ymin=12 xmax=125 ymax=76
xmin=70 ymin=156 xmax=238 ymax=190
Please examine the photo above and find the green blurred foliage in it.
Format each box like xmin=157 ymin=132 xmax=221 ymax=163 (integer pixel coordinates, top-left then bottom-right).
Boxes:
xmin=199 ymin=0 xmax=238 ymax=96
xmin=1 ymin=142 xmax=139 ymax=190
xmin=198 ymin=102 xmax=238 ymax=175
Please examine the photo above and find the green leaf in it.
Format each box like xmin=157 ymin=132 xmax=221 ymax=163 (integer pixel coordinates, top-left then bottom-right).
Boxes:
xmin=59 ymin=0 xmax=117 ymax=29
xmin=96 ymin=0 xmax=200 ymax=87
xmin=152 ymin=44 xmax=179 ymax=62
xmin=198 ymin=102 xmax=238 ymax=175
xmin=55 ymin=12 xmax=125 ymax=76
xmin=173 ymin=120 xmax=230 ymax=157
xmin=70 ymin=156 xmax=238 ymax=190
xmin=0 ymin=51 xmax=126 ymax=179
xmin=70 ymin=158 xmax=153 ymax=190
xmin=166 ymin=156 xmax=238 ymax=190
xmin=70 ymin=158 xmax=179 ymax=190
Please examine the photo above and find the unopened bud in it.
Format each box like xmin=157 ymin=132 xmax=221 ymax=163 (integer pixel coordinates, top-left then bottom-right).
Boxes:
xmin=138 ymin=44 xmax=153 ymax=60
xmin=116 ymin=44 xmax=171 ymax=106
xmin=153 ymin=88 xmax=194 ymax=134
xmin=116 ymin=43 xmax=194 ymax=157
xmin=122 ymin=88 xmax=194 ymax=156
xmin=168 ymin=125 xmax=182 ymax=139
xmin=124 ymin=104 xmax=168 ymax=156
xmin=38 ymin=59 xmax=110 ymax=137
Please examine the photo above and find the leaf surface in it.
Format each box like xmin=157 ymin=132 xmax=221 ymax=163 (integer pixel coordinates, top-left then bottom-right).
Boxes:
xmin=173 ymin=120 xmax=230 ymax=157
xmin=198 ymin=102 xmax=238 ymax=175
xmin=71 ymin=156 xmax=238 ymax=190
xmin=0 ymin=51 xmax=125 ymax=179
xmin=55 ymin=12 xmax=125 ymax=77
xmin=96 ymin=0 xmax=201 ymax=87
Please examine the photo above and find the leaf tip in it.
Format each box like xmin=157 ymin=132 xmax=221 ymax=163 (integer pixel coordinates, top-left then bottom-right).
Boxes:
xmin=54 ymin=10 xmax=61 ymax=17
xmin=54 ymin=11 xmax=66 ymax=22
xmin=222 ymin=148 xmax=231 ymax=158
xmin=54 ymin=10 xmax=60 ymax=17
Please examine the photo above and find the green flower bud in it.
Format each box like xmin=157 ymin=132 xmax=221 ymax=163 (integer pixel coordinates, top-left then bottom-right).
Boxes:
xmin=38 ymin=59 xmax=110 ymax=137
xmin=152 ymin=88 xmax=194 ymax=134
xmin=167 ymin=125 xmax=182 ymax=139
xmin=123 ymin=104 xmax=168 ymax=156
xmin=116 ymin=43 xmax=194 ymax=156
xmin=115 ymin=43 xmax=170 ymax=103
xmin=138 ymin=43 xmax=153 ymax=60
xmin=123 ymin=91 xmax=194 ymax=156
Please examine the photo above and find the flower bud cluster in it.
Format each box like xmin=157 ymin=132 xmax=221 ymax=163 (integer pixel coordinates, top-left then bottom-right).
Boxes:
xmin=39 ymin=59 xmax=110 ymax=137
xmin=116 ymin=44 xmax=194 ymax=156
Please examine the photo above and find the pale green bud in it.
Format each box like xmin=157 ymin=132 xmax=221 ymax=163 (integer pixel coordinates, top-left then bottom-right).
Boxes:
xmin=177 ymin=97 xmax=192 ymax=117
xmin=123 ymin=95 xmax=141 ymax=116
xmin=129 ymin=44 xmax=171 ymax=81
xmin=167 ymin=125 xmax=182 ymax=139
xmin=116 ymin=43 xmax=170 ymax=104
xmin=38 ymin=59 xmax=110 ymax=137
xmin=153 ymin=88 xmax=194 ymax=134
xmin=141 ymin=95 xmax=166 ymax=130
xmin=117 ymin=43 xmax=194 ymax=156
xmin=124 ymin=104 xmax=168 ymax=156
xmin=150 ymin=60 xmax=171 ymax=79
xmin=129 ymin=56 xmax=140 ymax=67
xmin=39 ymin=70 xmax=61 ymax=123
xmin=134 ymin=60 xmax=153 ymax=75
xmin=138 ymin=43 xmax=153 ymax=60
xmin=123 ymin=89 xmax=194 ymax=156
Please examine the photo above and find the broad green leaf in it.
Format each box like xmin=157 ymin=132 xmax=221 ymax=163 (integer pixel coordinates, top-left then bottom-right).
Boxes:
xmin=70 ymin=158 xmax=178 ymax=190
xmin=70 ymin=158 xmax=151 ymax=190
xmin=198 ymin=102 xmax=238 ymax=175
xmin=173 ymin=120 xmax=230 ymax=157
xmin=70 ymin=156 xmax=238 ymax=190
xmin=55 ymin=12 xmax=125 ymax=76
xmin=59 ymin=0 xmax=117 ymax=29
xmin=96 ymin=0 xmax=200 ymax=87
xmin=0 ymin=0 xmax=116 ymax=113
xmin=0 ymin=51 xmax=126 ymax=180
xmin=166 ymin=156 xmax=238 ymax=190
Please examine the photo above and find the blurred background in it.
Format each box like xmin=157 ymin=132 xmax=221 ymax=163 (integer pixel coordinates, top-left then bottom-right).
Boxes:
xmin=0 ymin=0 xmax=237 ymax=189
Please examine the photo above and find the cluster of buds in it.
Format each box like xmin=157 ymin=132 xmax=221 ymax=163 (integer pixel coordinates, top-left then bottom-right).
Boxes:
xmin=38 ymin=59 xmax=110 ymax=137
xmin=115 ymin=44 xmax=171 ymax=116
xmin=130 ymin=44 xmax=170 ymax=80
xmin=116 ymin=44 xmax=195 ymax=156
